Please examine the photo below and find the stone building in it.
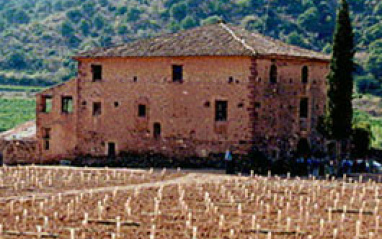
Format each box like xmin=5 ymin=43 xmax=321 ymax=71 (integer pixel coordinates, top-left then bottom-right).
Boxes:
xmin=36 ymin=22 xmax=330 ymax=163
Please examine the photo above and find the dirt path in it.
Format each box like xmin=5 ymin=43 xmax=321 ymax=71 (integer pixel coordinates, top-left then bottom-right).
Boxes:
xmin=0 ymin=172 xmax=232 ymax=203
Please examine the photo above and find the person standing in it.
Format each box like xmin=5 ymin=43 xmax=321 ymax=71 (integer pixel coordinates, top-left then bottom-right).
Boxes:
xmin=225 ymin=148 xmax=234 ymax=175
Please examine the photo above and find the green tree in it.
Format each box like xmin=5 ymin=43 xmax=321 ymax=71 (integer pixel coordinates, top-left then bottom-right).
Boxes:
xmin=6 ymin=51 xmax=27 ymax=70
xmin=201 ymin=15 xmax=222 ymax=25
xmin=286 ymin=31 xmax=306 ymax=48
xmin=170 ymin=2 xmax=187 ymax=21
xmin=297 ymin=7 xmax=320 ymax=32
xmin=80 ymin=20 xmax=91 ymax=36
xmin=363 ymin=23 xmax=382 ymax=45
xmin=367 ymin=39 xmax=382 ymax=81
xmin=94 ymin=15 xmax=105 ymax=30
xmin=61 ymin=20 xmax=75 ymax=38
xmin=126 ymin=7 xmax=141 ymax=21
xmin=180 ymin=16 xmax=197 ymax=30
xmin=242 ymin=16 xmax=263 ymax=32
xmin=4 ymin=8 xmax=30 ymax=24
xmin=117 ymin=24 xmax=128 ymax=35
xmin=83 ymin=2 xmax=96 ymax=16
xmin=324 ymin=0 xmax=355 ymax=146
xmin=352 ymin=124 xmax=372 ymax=158
xmin=66 ymin=9 xmax=82 ymax=23
xmin=98 ymin=0 xmax=109 ymax=7
xmin=117 ymin=6 xmax=128 ymax=15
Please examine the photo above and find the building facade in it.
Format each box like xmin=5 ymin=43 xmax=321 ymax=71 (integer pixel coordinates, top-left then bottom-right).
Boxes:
xmin=36 ymin=22 xmax=330 ymax=162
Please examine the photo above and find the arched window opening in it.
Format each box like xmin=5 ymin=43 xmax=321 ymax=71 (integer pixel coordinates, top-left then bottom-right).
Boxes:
xmin=270 ymin=64 xmax=277 ymax=83
xmin=153 ymin=123 xmax=161 ymax=139
xmin=302 ymin=66 xmax=309 ymax=84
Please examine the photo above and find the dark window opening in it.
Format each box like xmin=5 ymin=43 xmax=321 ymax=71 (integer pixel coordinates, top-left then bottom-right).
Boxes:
xmin=238 ymin=103 xmax=244 ymax=108
xmin=107 ymin=142 xmax=116 ymax=157
xmin=172 ymin=65 xmax=183 ymax=82
xmin=44 ymin=140 xmax=50 ymax=151
xmin=93 ymin=102 xmax=102 ymax=116
xmin=215 ymin=100 xmax=228 ymax=122
xmin=204 ymin=101 xmax=210 ymax=108
xmin=114 ymin=102 xmax=119 ymax=107
xmin=133 ymin=76 xmax=138 ymax=82
xmin=43 ymin=128 xmax=51 ymax=140
xmin=302 ymin=66 xmax=309 ymax=84
xmin=41 ymin=96 xmax=52 ymax=113
xmin=270 ymin=64 xmax=277 ymax=83
xmin=300 ymin=98 xmax=309 ymax=118
xmin=138 ymin=104 xmax=146 ymax=117
xmin=61 ymin=96 xmax=73 ymax=113
xmin=228 ymin=77 xmax=234 ymax=84
xmin=43 ymin=128 xmax=51 ymax=151
xmin=153 ymin=123 xmax=161 ymax=139
xmin=91 ymin=65 xmax=102 ymax=81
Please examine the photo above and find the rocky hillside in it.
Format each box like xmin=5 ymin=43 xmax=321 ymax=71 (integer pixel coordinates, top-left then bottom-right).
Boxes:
xmin=0 ymin=0 xmax=381 ymax=89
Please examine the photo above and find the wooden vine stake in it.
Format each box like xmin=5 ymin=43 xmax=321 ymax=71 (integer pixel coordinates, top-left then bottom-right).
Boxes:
xmin=356 ymin=220 xmax=361 ymax=239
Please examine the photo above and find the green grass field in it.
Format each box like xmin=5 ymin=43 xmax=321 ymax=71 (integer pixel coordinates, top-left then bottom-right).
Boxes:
xmin=0 ymin=98 xmax=36 ymax=132
xmin=0 ymin=85 xmax=45 ymax=93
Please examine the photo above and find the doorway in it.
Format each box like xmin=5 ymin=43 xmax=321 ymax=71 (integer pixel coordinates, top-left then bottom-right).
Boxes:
xmin=107 ymin=142 xmax=116 ymax=157
xmin=153 ymin=123 xmax=161 ymax=139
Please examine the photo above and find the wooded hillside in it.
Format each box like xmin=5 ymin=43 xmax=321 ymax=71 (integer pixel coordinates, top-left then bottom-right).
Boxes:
xmin=0 ymin=0 xmax=381 ymax=92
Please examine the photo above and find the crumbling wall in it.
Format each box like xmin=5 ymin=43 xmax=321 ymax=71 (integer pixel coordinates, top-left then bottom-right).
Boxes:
xmin=252 ymin=57 xmax=329 ymax=157
xmin=36 ymin=79 xmax=78 ymax=161
xmin=3 ymin=140 xmax=37 ymax=165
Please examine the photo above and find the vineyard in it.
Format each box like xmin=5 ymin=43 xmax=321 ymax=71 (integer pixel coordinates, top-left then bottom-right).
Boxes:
xmin=0 ymin=166 xmax=381 ymax=238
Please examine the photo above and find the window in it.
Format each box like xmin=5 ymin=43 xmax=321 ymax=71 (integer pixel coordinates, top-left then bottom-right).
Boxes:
xmin=270 ymin=64 xmax=277 ymax=83
xmin=153 ymin=123 xmax=161 ymax=139
xmin=172 ymin=65 xmax=183 ymax=82
xmin=93 ymin=102 xmax=102 ymax=116
xmin=42 ymin=128 xmax=51 ymax=151
xmin=91 ymin=65 xmax=102 ymax=81
xmin=41 ymin=95 xmax=52 ymax=113
xmin=138 ymin=104 xmax=146 ymax=118
xmin=61 ymin=96 xmax=73 ymax=113
xmin=300 ymin=98 xmax=309 ymax=118
xmin=215 ymin=100 xmax=228 ymax=122
xmin=302 ymin=66 xmax=309 ymax=84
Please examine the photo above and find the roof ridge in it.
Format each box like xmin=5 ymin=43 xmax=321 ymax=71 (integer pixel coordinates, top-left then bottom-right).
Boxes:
xmin=219 ymin=23 xmax=257 ymax=55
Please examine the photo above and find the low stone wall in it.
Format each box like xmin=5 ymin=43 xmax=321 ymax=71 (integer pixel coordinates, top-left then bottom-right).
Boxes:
xmin=2 ymin=140 xmax=38 ymax=165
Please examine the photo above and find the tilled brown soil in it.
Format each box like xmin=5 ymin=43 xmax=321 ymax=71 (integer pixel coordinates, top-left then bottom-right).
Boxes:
xmin=0 ymin=166 xmax=381 ymax=239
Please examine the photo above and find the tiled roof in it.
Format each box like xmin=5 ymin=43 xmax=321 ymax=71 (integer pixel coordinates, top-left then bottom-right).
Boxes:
xmin=77 ymin=22 xmax=330 ymax=61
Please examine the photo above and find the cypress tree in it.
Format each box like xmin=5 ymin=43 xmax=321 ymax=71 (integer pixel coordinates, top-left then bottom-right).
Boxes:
xmin=325 ymin=0 xmax=355 ymax=142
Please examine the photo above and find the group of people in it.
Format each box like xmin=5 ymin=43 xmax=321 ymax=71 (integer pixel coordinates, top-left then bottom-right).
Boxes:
xmin=294 ymin=155 xmax=377 ymax=177
xmin=224 ymin=147 xmax=378 ymax=176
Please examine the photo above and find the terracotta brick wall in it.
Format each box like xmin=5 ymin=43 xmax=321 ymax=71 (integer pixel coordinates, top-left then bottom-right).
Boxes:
xmin=252 ymin=57 xmax=329 ymax=157
xmin=36 ymin=79 xmax=78 ymax=162
xmin=36 ymin=56 xmax=329 ymax=161
xmin=76 ymin=56 xmax=254 ymax=158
